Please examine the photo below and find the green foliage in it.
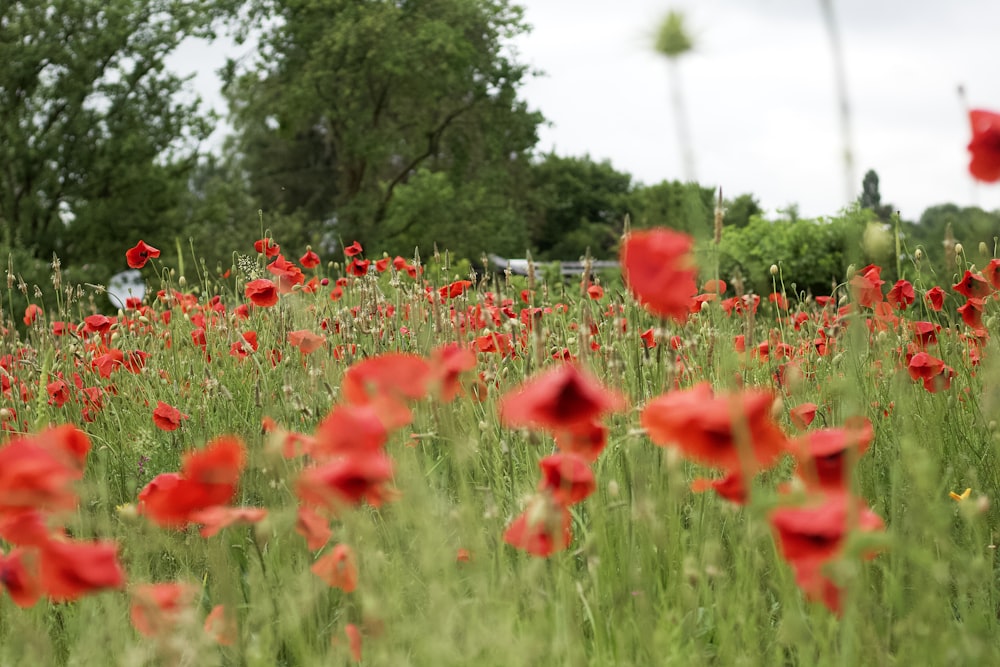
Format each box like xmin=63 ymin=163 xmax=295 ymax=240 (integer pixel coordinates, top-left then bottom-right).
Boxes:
xmin=629 ymin=180 xmax=716 ymax=238
xmin=228 ymin=0 xmax=541 ymax=256
xmin=0 ymin=0 xmax=237 ymax=275
xmin=717 ymin=207 xmax=886 ymax=297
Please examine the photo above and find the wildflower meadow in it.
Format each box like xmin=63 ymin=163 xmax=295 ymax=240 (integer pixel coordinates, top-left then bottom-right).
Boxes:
xmin=1 ymin=111 xmax=1000 ymax=666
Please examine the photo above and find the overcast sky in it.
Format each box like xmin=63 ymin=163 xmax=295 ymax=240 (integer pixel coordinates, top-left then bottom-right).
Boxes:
xmin=170 ymin=0 xmax=1000 ymax=220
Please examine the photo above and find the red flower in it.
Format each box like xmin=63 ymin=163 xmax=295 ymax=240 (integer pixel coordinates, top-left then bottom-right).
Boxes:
xmin=789 ymin=402 xmax=818 ymax=430
xmin=341 ymin=353 xmax=432 ymax=407
xmin=586 ymin=284 xmax=604 ymax=300
xmin=346 ymin=258 xmax=370 ymax=276
xmin=439 ymin=280 xmax=473 ymax=299
xmin=205 ymin=604 xmax=238 ymax=646
xmin=254 ymin=238 xmax=280 ymax=258
xmin=503 ymin=493 xmax=572 ymax=557
xmin=183 ymin=436 xmax=245 ymax=486
xmin=499 ymin=363 xmax=625 ymax=433
xmin=130 ymin=582 xmax=197 ymax=637
xmin=953 ymin=270 xmax=993 ymax=299
xmin=296 ymin=452 xmax=395 ymax=509
xmin=641 ymin=383 xmax=788 ymax=473
xmin=789 ymin=418 xmax=873 ymax=491
xmin=907 ymin=352 xmax=954 ymax=392
xmin=886 ymin=280 xmax=915 ymax=310
xmin=345 ymin=623 xmax=363 ymax=662
xmin=47 ymin=380 xmax=71 ymax=408
xmin=343 ymin=241 xmax=363 ymax=257
xmin=984 ymin=258 xmax=1000 ymax=290
xmin=690 ymin=470 xmax=748 ymax=505
xmin=537 ymin=453 xmax=595 ymax=505
xmin=311 ymin=544 xmax=357 ymax=592
xmin=189 ymin=506 xmax=267 ymax=538
xmin=429 ymin=343 xmax=477 ymax=403
xmin=295 ymin=506 xmax=332 ymax=550
xmin=267 ymin=255 xmax=305 ymax=293
xmin=849 ymin=264 xmax=884 ymax=308
xmin=957 ymin=297 xmax=986 ymax=331
xmin=311 ymin=404 xmax=388 ymax=461
xmin=152 ymin=401 xmax=189 ymax=432
xmin=126 ymin=240 xmax=161 ymax=269
xmin=300 ymin=248 xmax=321 ymax=269
xmin=245 ymin=278 xmax=279 ymax=307
xmin=553 ymin=419 xmax=609 ymax=462
xmin=288 ymin=329 xmax=326 ymax=355
xmin=0 ymin=548 xmax=42 ymax=607
xmin=925 ymin=286 xmax=945 ymax=312
xmin=0 ymin=439 xmax=80 ymax=513
xmin=40 ymin=538 xmax=125 ymax=601
xmin=620 ymin=229 xmax=698 ymax=321
xmin=968 ymin=109 xmax=1000 ymax=183
xmin=23 ymin=304 xmax=43 ymax=326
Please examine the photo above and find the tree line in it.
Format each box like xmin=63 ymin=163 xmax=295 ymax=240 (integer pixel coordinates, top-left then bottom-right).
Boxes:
xmin=1 ymin=1 xmax=998 ymax=298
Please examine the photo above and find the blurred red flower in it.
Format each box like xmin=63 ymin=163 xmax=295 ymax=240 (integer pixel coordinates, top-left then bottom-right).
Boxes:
xmin=311 ymin=543 xmax=358 ymax=592
xmin=968 ymin=109 xmax=1000 ymax=182
xmin=503 ymin=493 xmax=572 ymax=557
xmin=40 ymin=538 xmax=125 ymax=601
xmin=499 ymin=363 xmax=625 ymax=434
xmin=538 ymin=453 xmax=595 ymax=506
xmin=130 ymin=582 xmax=197 ymax=637
xmin=152 ymin=401 xmax=189 ymax=432
xmin=620 ymin=228 xmax=697 ymax=321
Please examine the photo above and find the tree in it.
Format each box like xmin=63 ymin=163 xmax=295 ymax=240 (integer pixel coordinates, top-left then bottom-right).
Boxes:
xmin=859 ymin=169 xmax=893 ymax=221
xmin=227 ymin=0 xmax=542 ymax=256
xmin=0 ymin=0 xmax=235 ymax=273
xmin=628 ymin=180 xmax=714 ymax=238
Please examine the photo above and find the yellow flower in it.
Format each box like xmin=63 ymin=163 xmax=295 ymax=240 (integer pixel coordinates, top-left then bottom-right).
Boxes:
xmin=949 ymin=488 xmax=972 ymax=502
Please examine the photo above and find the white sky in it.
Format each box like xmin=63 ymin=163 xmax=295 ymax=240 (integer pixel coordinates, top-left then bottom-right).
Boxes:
xmin=169 ymin=0 xmax=1000 ymax=220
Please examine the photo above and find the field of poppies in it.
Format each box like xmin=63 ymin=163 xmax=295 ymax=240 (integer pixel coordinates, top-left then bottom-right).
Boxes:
xmin=1 ymin=215 xmax=1000 ymax=666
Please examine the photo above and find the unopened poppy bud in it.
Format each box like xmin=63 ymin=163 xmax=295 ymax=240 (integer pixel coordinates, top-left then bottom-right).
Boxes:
xmin=0 ymin=408 xmax=12 ymax=421
xmin=955 ymin=243 xmax=964 ymax=255
xmin=914 ymin=249 xmax=923 ymax=260
xmin=980 ymin=242 xmax=989 ymax=255
xmin=769 ymin=264 xmax=779 ymax=276
xmin=607 ymin=480 xmax=620 ymax=497
xmin=117 ymin=309 xmax=125 ymax=319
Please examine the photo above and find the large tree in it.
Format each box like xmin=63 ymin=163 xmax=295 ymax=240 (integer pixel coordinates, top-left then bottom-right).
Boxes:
xmin=227 ymin=0 xmax=542 ymax=255
xmin=0 ymin=0 xmax=234 ymax=272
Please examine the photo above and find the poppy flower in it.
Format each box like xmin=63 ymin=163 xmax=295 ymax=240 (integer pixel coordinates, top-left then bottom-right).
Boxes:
xmin=296 ymin=506 xmax=332 ymax=550
xmin=345 ymin=623 xmax=363 ymax=662
xmin=47 ymin=380 xmax=71 ymax=408
xmin=429 ymin=343 xmax=477 ymax=403
xmin=789 ymin=419 xmax=873 ymax=491
xmin=907 ymin=352 xmax=953 ymax=392
xmin=439 ymin=280 xmax=473 ymax=299
xmin=288 ymin=329 xmax=326 ymax=355
xmin=789 ymin=402 xmax=818 ymax=430
xmin=311 ymin=544 xmax=358 ymax=592
xmin=0 ymin=548 xmax=42 ymax=607
xmin=886 ymin=280 xmax=915 ymax=310
xmin=346 ymin=258 xmax=371 ymax=276
xmin=130 ymin=582 xmax=197 ymax=637
xmin=341 ymin=353 xmax=432 ymax=407
xmin=499 ymin=363 xmax=626 ymax=434
xmin=343 ymin=241 xmax=363 ymax=257
xmin=984 ymin=258 xmax=1000 ymax=290
xmin=267 ymin=255 xmax=305 ymax=293
xmin=126 ymin=240 xmax=161 ymax=269
xmin=189 ymin=506 xmax=267 ymax=538
xmin=690 ymin=470 xmax=748 ymax=505
xmin=503 ymin=493 xmax=572 ymax=557
xmin=586 ymin=284 xmax=604 ymax=300
xmin=182 ymin=436 xmax=245 ymax=486
xmin=254 ymin=238 xmax=281 ymax=258
xmin=925 ymin=286 xmax=945 ymax=311
xmin=245 ymin=279 xmax=279 ymax=308
xmin=40 ymin=538 xmax=125 ymax=601
xmin=311 ymin=404 xmax=388 ymax=461
xmin=953 ymin=270 xmax=992 ymax=299
xmin=0 ymin=509 xmax=51 ymax=548
xmin=537 ymin=453 xmax=595 ymax=506
xmin=968 ymin=109 xmax=1000 ymax=183
xmin=641 ymin=383 xmax=788 ymax=473
xmin=0 ymin=439 xmax=80 ymax=513
xmin=300 ymin=248 xmax=321 ymax=269
xmin=296 ymin=452 xmax=395 ymax=509
xmin=620 ymin=229 xmax=698 ymax=321
xmin=849 ymin=265 xmax=884 ymax=308
xmin=23 ymin=304 xmax=43 ymax=326
xmin=204 ymin=604 xmax=238 ymax=646
xmin=957 ymin=297 xmax=986 ymax=331
xmin=553 ymin=420 xmax=609 ymax=462
xmin=152 ymin=401 xmax=189 ymax=432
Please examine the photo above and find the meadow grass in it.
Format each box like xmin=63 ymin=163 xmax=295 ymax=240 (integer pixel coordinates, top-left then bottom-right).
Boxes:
xmin=0 ymin=240 xmax=998 ymax=666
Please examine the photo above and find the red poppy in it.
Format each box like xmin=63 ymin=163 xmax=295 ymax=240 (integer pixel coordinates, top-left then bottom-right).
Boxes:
xmin=153 ymin=401 xmax=189 ymax=432
xmin=553 ymin=419 xmax=609 ymax=462
xmin=311 ymin=404 xmax=388 ymax=461
xmin=311 ymin=544 xmax=357 ymax=592
xmin=968 ymin=109 xmax=1000 ymax=183
xmin=790 ymin=418 xmax=873 ymax=491
xmin=40 ymin=538 xmax=125 ymax=601
xmin=429 ymin=343 xmax=477 ymax=402
xmin=0 ymin=509 xmax=51 ymax=548
xmin=957 ymin=297 xmax=986 ymax=331
xmin=849 ymin=265 xmax=884 ymax=308
xmin=130 ymin=582 xmax=197 ymax=637
xmin=925 ymin=286 xmax=945 ymax=311
xmin=953 ymin=270 xmax=993 ymax=299
xmin=254 ymin=238 xmax=281 ymax=258
xmin=300 ymin=248 xmax=321 ymax=269
xmin=205 ymin=604 xmax=238 ymax=646
xmin=288 ymin=329 xmax=326 ymax=355
xmin=296 ymin=506 xmax=332 ymax=550
xmin=189 ymin=506 xmax=267 ymax=538
xmin=343 ymin=241 xmax=363 ymax=257
xmin=23 ymin=304 xmax=43 ymax=326
xmin=346 ymin=258 xmax=371 ymax=276
xmin=886 ymin=280 xmax=915 ymax=310
xmin=537 ymin=453 xmax=595 ymax=505
xmin=503 ymin=493 xmax=572 ymax=557
xmin=499 ymin=363 xmax=625 ymax=434
xmin=245 ymin=278 xmax=279 ymax=307
xmin=586 ymin=284 xmax=604 ymax=300
xmin=984 ymin=258 xmax=1000 ymax=290
xmin=345 ymin=623 xmax=363 ymax=662
xmin=907 ymin=352 xmax=954 ymax=393
xmin=182 ymin=436 xmax=245 ymax=486
xmin=126 ymin=240 xmax=161 ymax=269
xmin=620 ymin=229 xmax=698 ymax=321
xmin=47 ymin=380 xmax=70 ymax=408
xmin=641 ymin=382 xmax=788 ymax=473
xmin=267 ymin=255 xmax=305 ymax=293
xmin=0 ymin=548 xmax=42 ymax=607
xmin=0 ymin=439 xmax=80 ymax=513
xmin=439 ymin=280 xmax=473 ymax=299
xmin=690 ymin=469 xmax=748 ymax=504
xmin=296 ymin=452 xmax=395 ymax=510
xmin=789 ymin=402 xmax=818 ymax=430
xmin=341 ymin=353 xmax=432 ymax=407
